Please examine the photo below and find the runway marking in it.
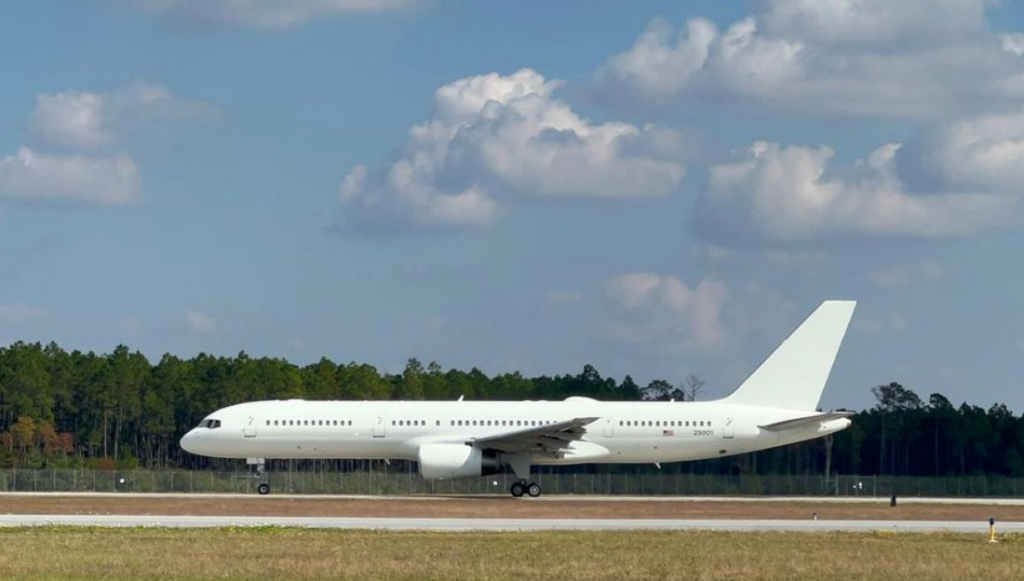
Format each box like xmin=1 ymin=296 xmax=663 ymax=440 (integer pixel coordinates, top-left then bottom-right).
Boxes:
xmin=3 ymin=514 xmax=1023 ymax=532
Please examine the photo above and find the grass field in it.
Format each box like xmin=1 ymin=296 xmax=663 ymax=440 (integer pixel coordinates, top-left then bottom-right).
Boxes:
xmin=0 ymin=527 xmax=1021 ymax=581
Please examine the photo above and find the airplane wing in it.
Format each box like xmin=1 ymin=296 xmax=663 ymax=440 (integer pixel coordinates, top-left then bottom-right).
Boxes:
xmin=759 ymin=411 xmax=855 ymax=432
xmin=470 ymin=417 xmax=600 ymax=454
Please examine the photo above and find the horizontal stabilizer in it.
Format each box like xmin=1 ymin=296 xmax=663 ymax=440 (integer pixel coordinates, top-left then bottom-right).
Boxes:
xmin=759 ymin=411 xmax=855 ymax=432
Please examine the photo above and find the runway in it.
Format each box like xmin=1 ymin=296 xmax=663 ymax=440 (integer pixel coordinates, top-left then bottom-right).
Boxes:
xmin=2 ymin=513 xmax=1022 ymax=532
xmin=6 ymin=491 xmax=1024 ymax=505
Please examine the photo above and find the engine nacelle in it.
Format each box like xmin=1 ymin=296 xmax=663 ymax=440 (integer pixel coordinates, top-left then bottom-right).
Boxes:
xmin=417 ymin=444 xmax=502 ymax=480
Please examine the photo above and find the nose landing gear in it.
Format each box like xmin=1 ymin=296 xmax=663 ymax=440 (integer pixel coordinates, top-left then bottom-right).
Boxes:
xmin=248 ymin=458 xmax=270 ymax=495
xmin=510 ymin=480 xmax=542 ymax=498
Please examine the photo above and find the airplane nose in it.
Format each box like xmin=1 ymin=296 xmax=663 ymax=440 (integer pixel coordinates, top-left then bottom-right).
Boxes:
xmin=180 ymin=429 xmax=200 ymax=454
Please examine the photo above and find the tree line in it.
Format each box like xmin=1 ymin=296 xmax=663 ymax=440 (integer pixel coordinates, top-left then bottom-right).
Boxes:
xmin=1 ymin=341 xmax=1022 ymax=477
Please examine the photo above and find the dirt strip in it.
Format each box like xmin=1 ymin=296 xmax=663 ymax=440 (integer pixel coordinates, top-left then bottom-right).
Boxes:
xmin=0 ymin=495 xmax=1021 ymax=521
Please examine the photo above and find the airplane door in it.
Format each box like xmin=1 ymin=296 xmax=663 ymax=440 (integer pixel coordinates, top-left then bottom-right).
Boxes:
xmin=372 ymin=416 xmax=386 ymax=438
xmin=723 ymin=412 xmax=735 ymax=439
xmin=243 ymin=415 xmax=257 ymax=438
xmin=603 ymin=418 xmax=615 ymax=438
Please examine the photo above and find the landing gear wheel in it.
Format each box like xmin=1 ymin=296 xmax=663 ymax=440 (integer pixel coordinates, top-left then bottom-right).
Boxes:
xmin=510 ymin=482 xmax=526 ymax=498
xmin=526 ymin=482 xmax=542 ymax=498
xmin=257 ymin=482 xmax=271 ymax=495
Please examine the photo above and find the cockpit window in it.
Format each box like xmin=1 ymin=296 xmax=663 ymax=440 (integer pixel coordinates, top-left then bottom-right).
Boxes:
xmin=198 ymin=419 xmax=221 ymax=429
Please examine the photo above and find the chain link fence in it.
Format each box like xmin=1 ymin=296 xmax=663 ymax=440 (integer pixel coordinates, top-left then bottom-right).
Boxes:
xmin=1 ymin=468 xmax=1023 ymax=496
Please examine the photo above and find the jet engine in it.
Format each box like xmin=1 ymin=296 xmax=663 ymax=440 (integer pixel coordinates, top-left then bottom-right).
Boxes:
xmin=417 ymin=444 xmax=502 ymax=480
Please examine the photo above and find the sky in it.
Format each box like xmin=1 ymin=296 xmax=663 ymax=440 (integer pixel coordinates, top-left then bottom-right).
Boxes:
xmin=3 ymin=0 xmax=1024 ymax=411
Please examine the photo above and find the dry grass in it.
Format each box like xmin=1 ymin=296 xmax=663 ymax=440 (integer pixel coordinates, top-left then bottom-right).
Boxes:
xmin=1 ymin=495 xmax=1021 ymax=521
xmin=0 ymin=527 xmax=1021 ymax=581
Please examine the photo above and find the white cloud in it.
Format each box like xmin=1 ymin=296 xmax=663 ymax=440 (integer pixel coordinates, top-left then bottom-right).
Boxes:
xmin=0 ymin=303 xmax=47 ymax=322
xmin=597 ymin=17 xmax=716 ymax=102
xmin=547 ymin=290 xmax=583 ymax=304
xmin=868 ymin=260 xmax=946 ymax=289
xmin=598 ymin=1 xmax=1024 ymax=119
xmin=605 ymin=273 xmax=730 ymax=352
xmin=759 ymin=0 xmax=992 ymax=46
xmin=914 ymin=108 xmax=1024 ymax=194
xmin=1 ymin=81 xmax=218 ymax=208
xmin=424 ymin=315 xmax=445 ymax=332
xmin=697 ymin=140 xmax=1012 ymax=242
xmin=867 ymin=267 xmax=913 ymax=289
xmin=1002 ymin=33 xmax=1024 ymax=56
xmin=0 ymin=148 xmax=140 ymax=205
xmin=29 ymin=81 xmax=222 ymax=150
xmin=30 ymin=91 xmax=107 ymax=150
xmin=185 ymin=310 xmax=217 ymax=334
xmin=116 ymin=0 xmax=417 ymax=29
xmin=337 ymin=69 xmax=687 ymax=232
xmin=854 ymin=313 xmax=909 ymax=334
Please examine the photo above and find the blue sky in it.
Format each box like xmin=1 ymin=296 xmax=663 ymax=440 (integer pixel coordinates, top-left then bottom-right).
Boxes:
xmin=3 ymin=0 xmax=1024 ymax=410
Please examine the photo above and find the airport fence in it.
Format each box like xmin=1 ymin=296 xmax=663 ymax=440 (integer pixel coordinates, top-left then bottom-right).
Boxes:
xmin=1 ymin=468 xmax=1024 ymax=497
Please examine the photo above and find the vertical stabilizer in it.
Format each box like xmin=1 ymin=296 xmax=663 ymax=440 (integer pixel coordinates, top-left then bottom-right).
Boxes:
xmin=724 ymin=301 xmax=856 ymax=411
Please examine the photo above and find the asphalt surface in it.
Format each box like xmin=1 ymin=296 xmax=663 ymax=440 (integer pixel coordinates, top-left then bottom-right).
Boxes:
xmin=1 ymin=513 xmax=1021 ymax=532
xmin=4 ymin=492 xmax=1024 ymax=505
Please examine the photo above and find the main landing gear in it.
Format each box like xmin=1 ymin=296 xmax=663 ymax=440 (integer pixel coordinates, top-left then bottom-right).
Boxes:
xmin=510 ymin=480 xmax=542 ymax=498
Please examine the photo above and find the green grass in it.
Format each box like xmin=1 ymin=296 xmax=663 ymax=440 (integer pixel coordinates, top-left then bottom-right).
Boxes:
xmin=0 ymin=527 xmax=1021 ymax=580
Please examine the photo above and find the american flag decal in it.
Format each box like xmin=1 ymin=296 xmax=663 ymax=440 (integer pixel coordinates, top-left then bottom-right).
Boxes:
xmin=662 ymin=429 xmax=674 ymax=436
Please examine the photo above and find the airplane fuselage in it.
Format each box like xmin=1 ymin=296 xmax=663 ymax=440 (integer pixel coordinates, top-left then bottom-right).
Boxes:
xmin=181 ymin=398 xmax=849 ymax=465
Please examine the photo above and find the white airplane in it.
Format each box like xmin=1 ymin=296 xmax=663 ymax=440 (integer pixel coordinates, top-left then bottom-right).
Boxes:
xmin=181 ymin=300 xmax=856 ymax=497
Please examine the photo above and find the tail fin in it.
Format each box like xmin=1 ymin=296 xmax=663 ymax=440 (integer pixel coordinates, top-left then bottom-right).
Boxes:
xmin=724 ymin=300 xmax=856 ymax=411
